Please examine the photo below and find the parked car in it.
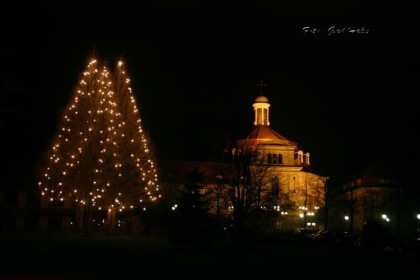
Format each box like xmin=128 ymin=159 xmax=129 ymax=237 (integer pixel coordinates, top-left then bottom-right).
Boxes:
xmin=311 ymin=229 xmax=348 ymax=243
xmin=295 ymin=228 xmax=319 ymax=239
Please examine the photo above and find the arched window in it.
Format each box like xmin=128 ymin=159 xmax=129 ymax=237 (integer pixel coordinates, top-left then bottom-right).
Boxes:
xmin=278 ymin=154 xmax=283 ymax=164
xmin=273 ymin=154 xmax=278 ymax=164
xmin=267 ymin=153 xmax=272 ymax=164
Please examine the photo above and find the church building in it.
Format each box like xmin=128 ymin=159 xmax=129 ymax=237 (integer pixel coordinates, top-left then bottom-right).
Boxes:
xmin=168 ymin=88 xmax=328 ymax=231
xmin=233 ymin=92 xmax=327 ymax=230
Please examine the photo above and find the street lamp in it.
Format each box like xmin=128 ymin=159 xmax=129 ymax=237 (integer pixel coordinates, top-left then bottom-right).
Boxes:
xmin=381 ymin=214 xmax=390 ymax=223
xmin=416 ymin=214 xmax=420 ymax=238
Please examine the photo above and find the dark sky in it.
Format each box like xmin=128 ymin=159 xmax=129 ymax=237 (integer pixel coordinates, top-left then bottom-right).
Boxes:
xmin=1 ymin=1 xmax=419 ymax=187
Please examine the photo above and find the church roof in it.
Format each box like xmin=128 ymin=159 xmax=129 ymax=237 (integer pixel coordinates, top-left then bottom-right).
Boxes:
xmin=244 ymin=125 xmax=297 ymax=146
xmin=254 ymin=95 xmax=269 ymax=103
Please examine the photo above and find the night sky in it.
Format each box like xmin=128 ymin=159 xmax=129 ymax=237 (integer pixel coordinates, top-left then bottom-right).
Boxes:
xmin=1 ymin=1 xmax=419 ymax=188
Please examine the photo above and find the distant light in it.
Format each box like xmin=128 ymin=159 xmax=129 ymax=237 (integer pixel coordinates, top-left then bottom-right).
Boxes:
xmin=382 ymin=214 xmax=388 ymax=220
xmin=417 ymin=214 xmax=420 ymax=220
xmin=344 ymin=216 xmax=349 ymax=221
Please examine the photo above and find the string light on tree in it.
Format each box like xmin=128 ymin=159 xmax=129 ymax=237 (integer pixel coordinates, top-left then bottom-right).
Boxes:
xmin=38 ymin=56 xmax=161 ymax=233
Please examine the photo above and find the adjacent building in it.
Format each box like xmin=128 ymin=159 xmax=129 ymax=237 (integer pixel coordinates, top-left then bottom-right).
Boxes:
xmin=328 ymin=162 xmax=412 ymax=236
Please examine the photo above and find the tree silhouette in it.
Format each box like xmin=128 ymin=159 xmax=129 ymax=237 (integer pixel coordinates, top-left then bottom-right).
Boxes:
xmin=37 ymin=57 xmax=160 ymax=234
xmin=177 ymin=167 xmax=210 ymax=222
xmin=219 ymin=146 xmax=274 ymax=231
xmin=294 ymin=175 xmax=325 ymax=229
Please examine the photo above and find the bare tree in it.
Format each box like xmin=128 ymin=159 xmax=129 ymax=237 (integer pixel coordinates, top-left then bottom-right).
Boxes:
xmin=217 ymin=145 xmax=274 ymax=231
xmin=294 ymin=175 xmax=325 ymax=228
xmin=200 ymin=174 xmax=230 ymax=226
xmin=260 ymin=175 xmax=293 ymax=229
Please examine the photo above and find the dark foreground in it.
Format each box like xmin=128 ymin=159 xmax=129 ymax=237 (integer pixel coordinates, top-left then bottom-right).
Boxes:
xmin=0 ymin=232 xmax=418 ymax=280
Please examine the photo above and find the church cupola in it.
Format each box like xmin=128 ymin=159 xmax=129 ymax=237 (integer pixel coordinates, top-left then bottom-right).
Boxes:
xmin=253 ymin=80 xmax=270 ymax=126
xmin=253 ymin=95 xmax=270 ymax=126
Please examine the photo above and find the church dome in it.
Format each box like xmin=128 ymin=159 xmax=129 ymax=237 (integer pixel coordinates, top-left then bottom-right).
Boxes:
xmin=255 ymin=95 xmax=268 ymax=103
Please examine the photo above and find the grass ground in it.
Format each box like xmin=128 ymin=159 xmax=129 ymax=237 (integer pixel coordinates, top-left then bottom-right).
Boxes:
xmin=0 ymin=232 xmax=418 ymax=280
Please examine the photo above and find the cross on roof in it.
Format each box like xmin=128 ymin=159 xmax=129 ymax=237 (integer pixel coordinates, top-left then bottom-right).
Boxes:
xmin=257 ymin=80 xmax=266 ymax=95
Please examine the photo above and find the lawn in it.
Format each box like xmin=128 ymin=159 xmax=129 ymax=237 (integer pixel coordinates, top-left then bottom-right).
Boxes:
xmin=0 ymin=232 xmax=418 ymax=279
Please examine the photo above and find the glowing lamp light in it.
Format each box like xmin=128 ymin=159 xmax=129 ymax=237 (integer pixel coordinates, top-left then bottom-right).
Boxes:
xmin=382 ymin=214 xmax=390 ymax=222
xmin=344 ymin=215 xmax=349 ymax=221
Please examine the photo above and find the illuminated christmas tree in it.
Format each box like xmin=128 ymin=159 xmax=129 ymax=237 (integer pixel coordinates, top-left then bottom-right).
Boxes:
xmin=38 ymin=57 xmax=160 ymax=233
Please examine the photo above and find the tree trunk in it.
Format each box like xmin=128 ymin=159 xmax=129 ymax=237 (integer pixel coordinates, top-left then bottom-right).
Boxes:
xmin=83 ymin=201 xmax=93 ymax=236
xmin=350 ymin=182 xmax=354 ymax=233
xmin=324 ymin=178 xmax=329 ymax=229
xmin=77 ymin=203 xmax=84 ymax=233
xmin=106 ymin=207 xmax=117 ymax=235
xmin=216 ymin=184 xmax=221 ymax=225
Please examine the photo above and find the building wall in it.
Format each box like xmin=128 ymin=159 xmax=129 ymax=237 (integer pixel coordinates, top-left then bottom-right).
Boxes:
xmin=329 ymin=177 xmax=401 ymax=234
xmin=256 ymin=140 xmax=325 ymax=229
